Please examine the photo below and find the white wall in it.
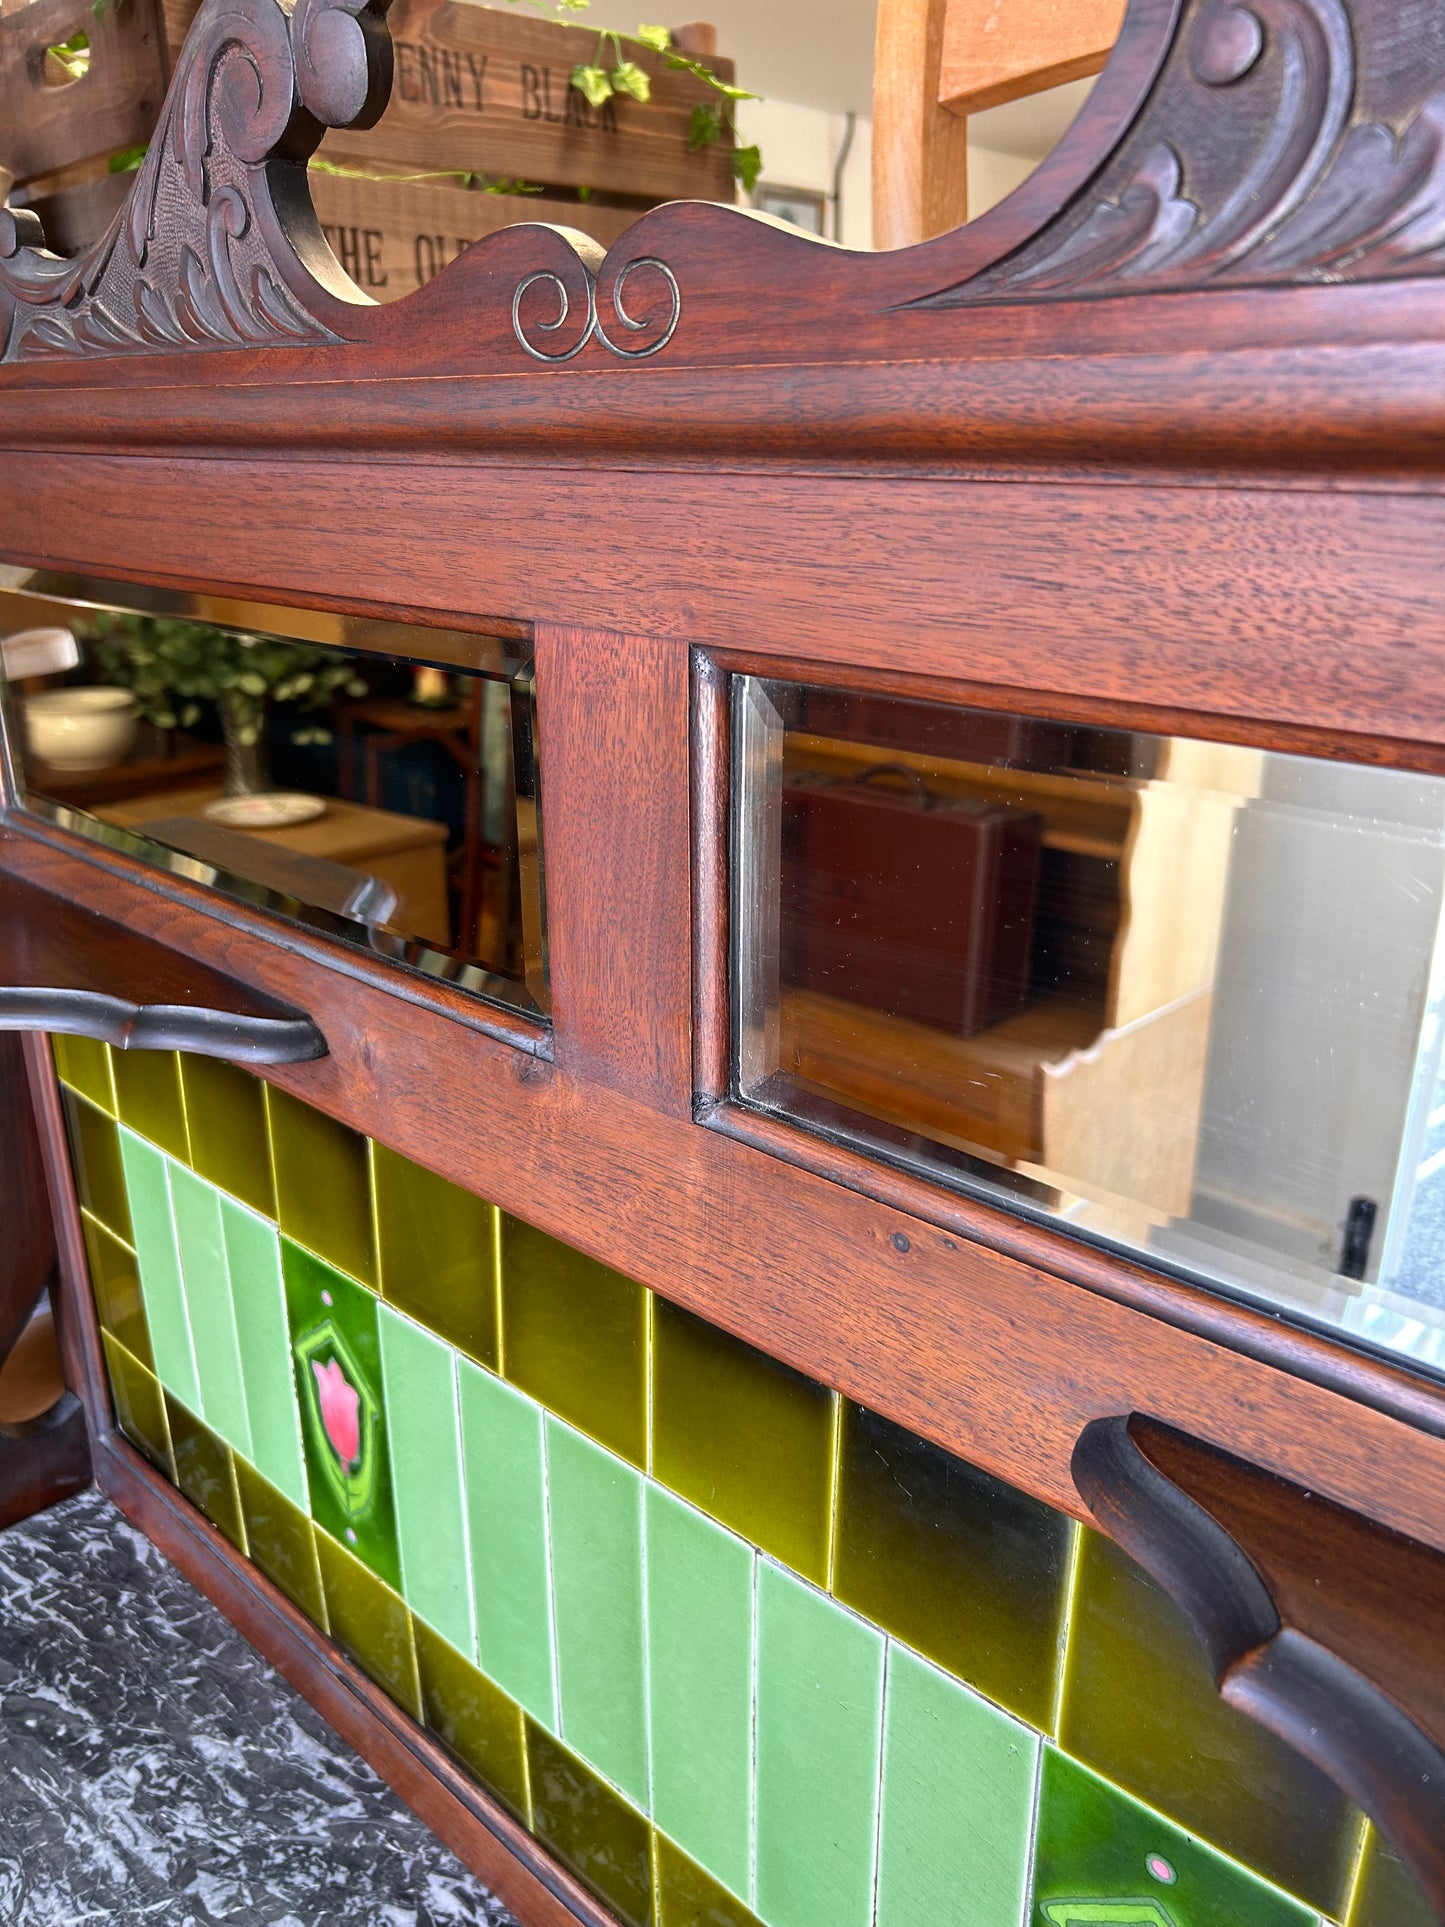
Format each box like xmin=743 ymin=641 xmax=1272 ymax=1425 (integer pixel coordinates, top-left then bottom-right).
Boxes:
xmin=734 ymin=98 xmax=873 ymax=251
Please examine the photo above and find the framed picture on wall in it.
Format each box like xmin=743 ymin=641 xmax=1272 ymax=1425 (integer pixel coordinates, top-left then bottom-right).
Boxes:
xmin=754 ymin=183 xmax=828 ymax=235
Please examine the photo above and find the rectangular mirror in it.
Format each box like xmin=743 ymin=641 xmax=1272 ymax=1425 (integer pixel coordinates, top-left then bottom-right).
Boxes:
xmin=0 ymin=574 xmax=548 ymax=1020
xmin=732 ymin=677 xmax=1445 ymax=1380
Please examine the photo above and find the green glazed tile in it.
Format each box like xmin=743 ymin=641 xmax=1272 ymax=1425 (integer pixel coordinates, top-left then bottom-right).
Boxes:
xmin=546 ymin=1418 xmax=648 ymax=1806
xmin=112 ymin=1050 xmax=189 ymax=1159
xmin=221 ymin=1200 xmax=308 ymax=1510
xmin=876 ymin=1644 xmax=1039 ymax=1927
xmin=1348 ymin=1824 xmax=1435 ymax=1927
xmin=1032 ymin=1748 xmax=1317 ymax=1927
xmin=1060 ymin=1529 xmax=1358 ymax=1915
xmin=315 ymin=1528 xmax=421 ymax=1720
xmin=181 ymin=1055 xmax=276 ymax=1217
xmin=234 ymin=1457 xmax=327 ymax=1629
xmin=526 ymin=1720 xmax=654 ymax=1927
xmin=164 ymin=1394 xmax=246 ymax=1551
xmin=378 ymin=1306 xmax=474 ymax=1656
xmin=500 ymin=1215 xmax=646 ymax=1467
xmin=652 ymin=1297 xmax=833 ymax=1586
xmin=375 ymin=1143 xmax=499 ymax=1367
xmin=81 ymin=1210 xmax=152 ymax=1369
xmin=283 ymin=1239 xmax=400 ymax=1590
xmin=118 ymin=1129 xmax=198 ymax=1410
xmin=170 ymin=1164 xmax=252 ymax=1458
xmin=267 ymin=1087 xmax=376 ymax=1287
xmin=415 ymin=1619 xmax=530 ymax=1819
xmin=53 ymin=1034 xmax=114 ymax=1113
xmin=754 ymin=1562 xmax=885 ymax=1927
xmin=656 ymin=1835 xmax=767 ymax=1927
xmin=645 ymin=1484 xmax=754 ymax=1899
xmin=102 ymin=1332 xmax=173 ymax=1477
xmin=458 ymin=1362 xmax=557 ymax=1727
xmin=834 ymin=1400 xmax=1072 ymax=1730
xmin=64 ymin=1091 xmax=133 ymax=1244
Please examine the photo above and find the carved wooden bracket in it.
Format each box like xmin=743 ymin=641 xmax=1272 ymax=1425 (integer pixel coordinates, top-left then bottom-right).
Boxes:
xmin=0 ymin=875 xmax=327 ymax=1061
xmin=0 ymin=0 xmax=393 ymax=360
xmin=1074 ymin=1415 xmax=1445 ymax=1920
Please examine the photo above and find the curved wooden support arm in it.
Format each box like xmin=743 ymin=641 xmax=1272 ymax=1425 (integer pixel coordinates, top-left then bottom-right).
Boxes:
xmin=1074 ymin=1415 xmax=1445 ymax=1920
xmin=0 ymin=874 xmax=326 ymax=1063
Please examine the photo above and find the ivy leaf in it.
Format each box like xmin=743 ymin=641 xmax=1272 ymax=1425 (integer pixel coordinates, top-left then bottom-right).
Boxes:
xmin=108 ymin=143 xmax=147 ymax=173
xmin=732 ymin=143 xmax=763 ymax=193
xmin=577 ymin=184 xmax=594 ymax=201
xmin=571 ymin=62 xmax=614 ymax=106
xmin=611 ymin=59 xmax=650 ymax=100
xmin=635 ymin=22 xmax=669 ymax=48
xmin=689 ymin=102 xmax=723 ymax=149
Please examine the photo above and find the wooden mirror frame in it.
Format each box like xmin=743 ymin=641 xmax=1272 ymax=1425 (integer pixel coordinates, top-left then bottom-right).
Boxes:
xmin=5 ymin=0 xmax=1445 ymax=1915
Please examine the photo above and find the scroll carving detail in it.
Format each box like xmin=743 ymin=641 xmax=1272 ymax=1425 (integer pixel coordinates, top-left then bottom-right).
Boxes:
xmin=0 ymin=0 xmax=392 ymax=362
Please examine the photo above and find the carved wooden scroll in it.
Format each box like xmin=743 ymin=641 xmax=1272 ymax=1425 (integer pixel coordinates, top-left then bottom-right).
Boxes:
xmin=0 ymin=0 xmax=392 ymax=360
xmin=1074 ymin=1415 xmax=1445 ymax=1918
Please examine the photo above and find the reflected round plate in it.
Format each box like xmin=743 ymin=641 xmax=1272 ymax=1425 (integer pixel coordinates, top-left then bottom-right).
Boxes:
xmin=203 ymin=792 xmax=327 ymax=829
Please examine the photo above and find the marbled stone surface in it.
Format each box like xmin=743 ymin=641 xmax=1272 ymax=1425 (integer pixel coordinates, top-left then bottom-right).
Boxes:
xmin=0 ymin=1487 xmax=522 ymax=1927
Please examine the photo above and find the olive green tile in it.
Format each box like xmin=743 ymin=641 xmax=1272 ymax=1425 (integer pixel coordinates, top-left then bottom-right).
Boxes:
xmin=63 ymin=1090 xmax=132 ymax=1244
xmin=234 ymin=1456 xmax=327 ymax=1629
xmin=458 ymin=1362 xmax=557 ymax=1728
xmin=652 ymin=1297 xmax=834 ymax=1585
xmin=834 ymin=1400 xmax=1072 ymax=1730
xmin=117 ymin=1128 xmax=199 ymax=1410
xmin=876 ymin=1644 xmax=1038 ymax=1927
xmin=1348 ymin=1824 xmax=1435 ymax=1927
xmin=101 ymin=1331 xmax=173 ymax=1477
xmin=53 ymin=1034 xmax=114 ymax=1113
xmin=181 ymin=1055 xmax=275 ymax=1217
xmin=546 ymin=1417 xmax=649 ymax=1805
xmin=170 ymin=1163 xmax=252 ymax=1458
xmin=656 ymin=1835 xmax=767 ymax=1927
xmin=81 ymin=1209 xmax=152 ymax=1369
xmin=754 ymin=1562 xmax=885 ymax=1927
xmin=283 ymin=1239 xmax=400 ymax=1590
xmin=267 ymin=1086 xmax=376 ymax=1287
xmin=645 ymin=1484 xmax=754 ymax=1900
xmin=164 ymin=1394 xmax=246 ymax=1551
xmin=1060 ymin=1528 xmax=1359 ymax=1916
xmin=112 ymin=1049 xmax=189 ymax=1159
xmin=1032 ymin=1747 xmax=1317 ymax=1927
xmin=315 ymin=1527 xmax=421 ymax=1720
xmin=375 ymin=1142 xmax=499 ymax=1367
xmin=501 ymin=1216 xmax=647 ymax=1467
xmin=378 ymin=1305 xmax=474 ymax=1655
xmin=415 ymin=1619 xmax=530 ymax=1819
xmin=221 ymin=1199 xmax=308 ymax=1510
xmin=526 ymin=1720 xmax=654 ymax=1927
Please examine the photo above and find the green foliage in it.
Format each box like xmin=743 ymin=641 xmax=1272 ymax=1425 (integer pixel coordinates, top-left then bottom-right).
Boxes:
xmin=108 ymin=144 xmax=147 ymax=174
xmin=84 ymin=614 xmax=367 ymax=750
xmin=732 ymin=142 xmax=762 ymax=193
xmin=44 ymin=31 xmax=90 ymax=78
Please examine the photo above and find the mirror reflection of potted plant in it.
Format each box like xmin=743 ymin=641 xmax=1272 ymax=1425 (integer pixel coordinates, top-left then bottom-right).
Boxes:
xmin=84 ymin=613 xmax=368 ymax=800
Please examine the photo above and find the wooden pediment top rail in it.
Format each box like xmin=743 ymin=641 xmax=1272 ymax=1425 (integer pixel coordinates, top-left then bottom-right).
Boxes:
xmin=0 ymin=874 xmax=327 ymax=1060
xmin=6 ymin=0 xmax=1445 ymax=369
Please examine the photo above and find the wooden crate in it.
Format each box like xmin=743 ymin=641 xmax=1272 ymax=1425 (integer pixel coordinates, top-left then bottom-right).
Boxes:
xmin=309 ymin=169 xmax=639 ymax=301
xmin=0 ymin=0 xmax=168 ymax=184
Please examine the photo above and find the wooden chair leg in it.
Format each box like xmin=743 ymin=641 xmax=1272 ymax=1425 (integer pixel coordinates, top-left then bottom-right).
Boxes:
xmin=0 ymin=1034 xmax=91 ymax=1530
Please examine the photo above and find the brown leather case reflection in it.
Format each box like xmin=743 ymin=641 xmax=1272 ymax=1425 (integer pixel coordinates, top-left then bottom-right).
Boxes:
xmin=781 ymin=766 xmax=1042 ymax=1035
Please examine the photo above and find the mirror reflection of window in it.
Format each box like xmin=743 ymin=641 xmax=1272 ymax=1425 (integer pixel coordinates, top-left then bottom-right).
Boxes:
xmin=733 ymin=679 xmax=1445 ymax=1381
xmin=0 ymin=578 xmax=548 ymax=1021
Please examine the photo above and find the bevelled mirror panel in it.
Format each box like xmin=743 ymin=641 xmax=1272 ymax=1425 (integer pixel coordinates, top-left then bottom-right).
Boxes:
xmin=0 ymin=576 xmax=548 ymax=1020
xmin=732 ymin=677 xmax=1445 ymax=1379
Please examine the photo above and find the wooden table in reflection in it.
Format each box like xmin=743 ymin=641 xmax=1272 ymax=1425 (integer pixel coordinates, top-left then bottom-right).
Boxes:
xmin=96 ymin=782 xmax=452 ymax=949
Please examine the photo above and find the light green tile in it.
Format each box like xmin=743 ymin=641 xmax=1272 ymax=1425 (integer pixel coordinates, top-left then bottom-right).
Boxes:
xmin=876 ymin=1644 xmax=1038 ymax=1927
xmin=378 ymin=1305 xmax=475 ymax=1658
xmin=170 ymin=1162 xmax=251 ymax=1457
xmin=755 ymin=1562 xmax=885 ymax=1927
xmin=546 ymin=1417 xmax=648 ymax=1806
xmin=646 ymin=1484 xmax=754 ymax=1900
xmin=221 ymin=1198 xmax=307 ymax=1510
xmin=458 ymin=1362 xmax=557 ymax=1728
xmin=118 ymin=1128 xmax=199 ymax=1411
